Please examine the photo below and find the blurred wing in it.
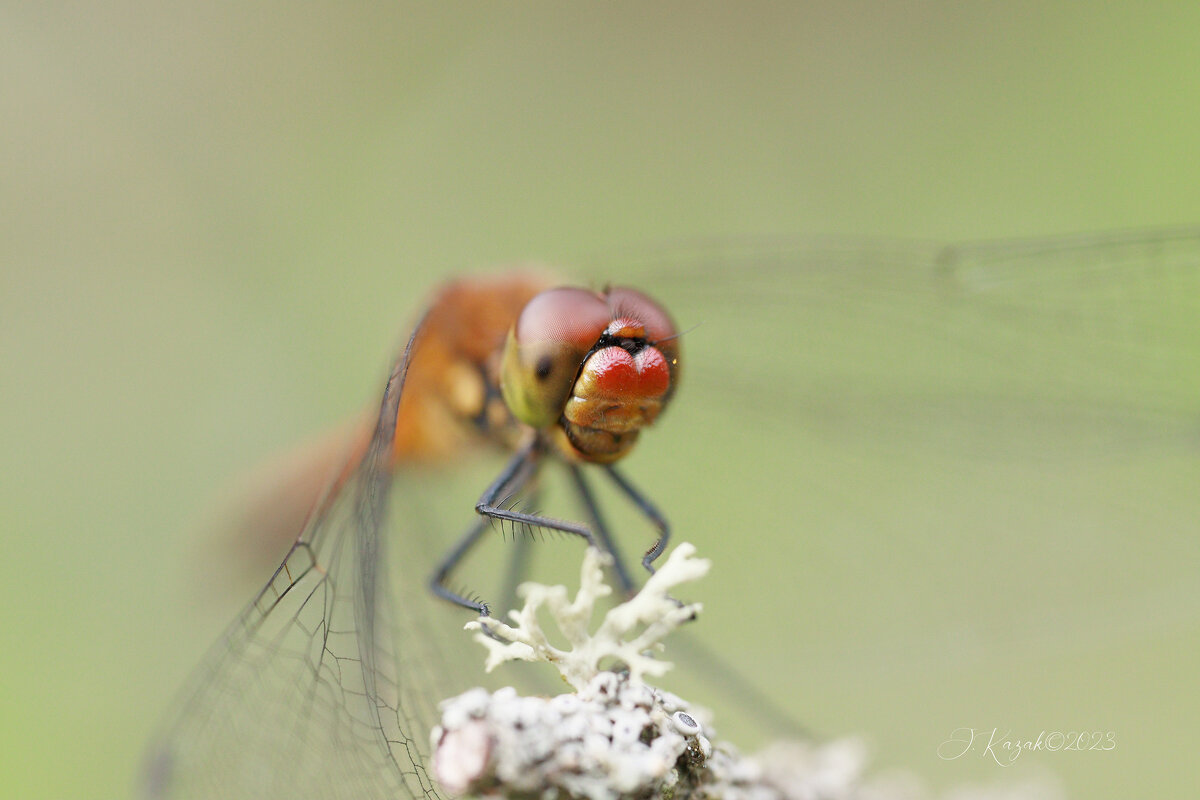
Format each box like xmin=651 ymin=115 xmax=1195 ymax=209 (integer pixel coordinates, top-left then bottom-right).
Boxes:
xmin=586 ymin=228 xmax=1199 ymax=725
xmin=603 ymin=228 xmax=1200 ymax=461
xmin=143 ymin=321 xmax=447 ymax=800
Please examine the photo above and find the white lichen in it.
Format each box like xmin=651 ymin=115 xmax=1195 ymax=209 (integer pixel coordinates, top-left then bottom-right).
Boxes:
xmin=432 ymin=670 xmax=711 ymax=800
xmin=430 ymin=543 xmax=1066 ymax=800
xmin=464 ymin=542 xmax=709 ymax=689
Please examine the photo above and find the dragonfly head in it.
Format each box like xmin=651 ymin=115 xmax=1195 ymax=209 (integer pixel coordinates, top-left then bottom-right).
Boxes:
xmin=500 ymin=285 xmax=680 ymax=463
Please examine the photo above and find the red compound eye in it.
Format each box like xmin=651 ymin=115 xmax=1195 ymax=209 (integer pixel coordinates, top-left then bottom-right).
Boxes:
xmin=500 ymin=284 xmax=680 ymax=462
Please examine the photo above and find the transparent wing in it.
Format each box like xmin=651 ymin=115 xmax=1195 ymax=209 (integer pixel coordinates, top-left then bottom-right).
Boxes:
xmin=605 ymin=227 xmax=1199 ymax=462
xmin=586 ymin=228 xmax=1200 ymax=738
xmin=143 ymin=322 xmax=449 ymax=800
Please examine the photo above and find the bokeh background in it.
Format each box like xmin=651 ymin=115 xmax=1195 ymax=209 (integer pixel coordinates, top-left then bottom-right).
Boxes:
xmin=4 ymin=3 xmax=1199 ymax=798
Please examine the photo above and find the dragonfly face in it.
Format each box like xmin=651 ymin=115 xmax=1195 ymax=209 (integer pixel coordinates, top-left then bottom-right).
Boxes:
xmin=500 ymin=285 xmax=680 ymax=463
xmin=144 ymin=228 xmax=1200 ymax=799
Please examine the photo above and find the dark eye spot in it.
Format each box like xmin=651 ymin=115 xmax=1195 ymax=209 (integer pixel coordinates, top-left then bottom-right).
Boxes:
xmin=535 ymin=355 xmax=554 ymax=381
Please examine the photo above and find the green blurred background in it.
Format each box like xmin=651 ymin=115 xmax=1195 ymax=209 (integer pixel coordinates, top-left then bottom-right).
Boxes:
xmin=3 ymin=2 xmax=1199 ymax=798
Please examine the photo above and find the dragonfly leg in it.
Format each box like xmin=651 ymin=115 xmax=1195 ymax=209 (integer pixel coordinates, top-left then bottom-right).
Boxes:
xmin=567 ymin=464 xmax=635 ymax=596
xmin=432 ymin=438 xmax=604 ymax=622
xmin=602 ymin=465 xmax=670 ymax=575
xmin=429 ymin=441 xmax=540 ymax=616
xmin=429 ymin=516 xmax=495 ymax=615
xmin=493 ymin=481 xmax=540 ymax=608
xmin=475 ymin=440 xmax=598 ymax=550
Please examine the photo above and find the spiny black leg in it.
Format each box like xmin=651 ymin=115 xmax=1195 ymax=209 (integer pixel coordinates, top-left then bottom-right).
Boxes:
xmin=428 ymin=441 xmax=539 ymax=616
xmin=470 ymin=439 xmax=602 ymax=642
xmin=429 ymin=517 xmax=493 ymax=615
xmin=568 ymin=464 xmax=635 ymax=596
xmin=497 ymin=485 xmax=538 ymax=609
xmin=476 ymin=441 xmax=597 ymax=550
xmin=431 ymin=437 xmax=604 ymax=625
xmin=602 ymin=465 xmax=670 ymax=574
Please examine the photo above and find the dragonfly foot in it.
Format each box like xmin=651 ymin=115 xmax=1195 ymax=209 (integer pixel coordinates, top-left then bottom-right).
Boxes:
xmin=477 ymin=615 xmax=515 ymax=644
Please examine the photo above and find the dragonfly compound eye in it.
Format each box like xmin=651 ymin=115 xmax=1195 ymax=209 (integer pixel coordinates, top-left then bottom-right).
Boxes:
xmin=500 ymin=285 xmax=681 ymax=463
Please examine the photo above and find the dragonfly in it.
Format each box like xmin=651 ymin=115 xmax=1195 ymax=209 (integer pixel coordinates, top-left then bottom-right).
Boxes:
xmin=142 ymin=228 xmax=1200 ymax=799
